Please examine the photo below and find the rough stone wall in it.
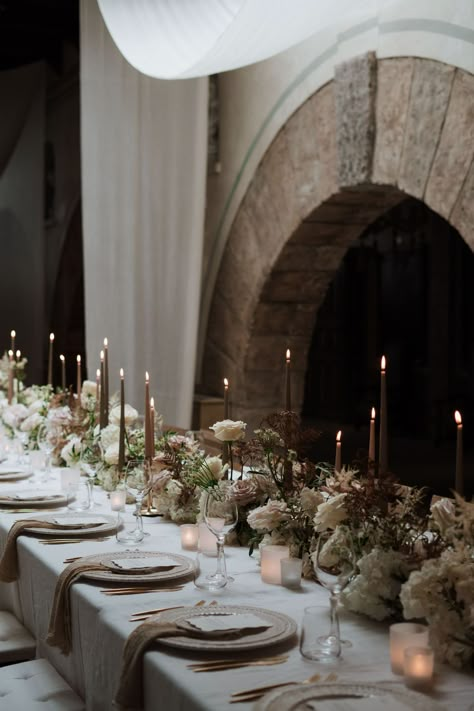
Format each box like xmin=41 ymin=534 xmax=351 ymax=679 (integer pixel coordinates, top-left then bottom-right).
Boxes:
xmin=203 ymin=55 xmax=474 ymax=430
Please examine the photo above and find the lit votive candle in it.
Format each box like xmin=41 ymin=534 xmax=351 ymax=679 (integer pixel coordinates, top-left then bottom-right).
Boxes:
xmin=404 ymin=646 xmax=434 ymax=691
xmin=280 ymin=557 xmax=302 ymax=589
xmin=198 ymin=522 xmax=218 ymax=556
xmin=390 ymin=623 xmax=429 ymax=675
xmin=181 ymin=524 xmax=199 ymax=551
xmin=110 ymin=489 xmax=126 ymax=511
xmin=261 ymin=545 xmax=290 ymax=585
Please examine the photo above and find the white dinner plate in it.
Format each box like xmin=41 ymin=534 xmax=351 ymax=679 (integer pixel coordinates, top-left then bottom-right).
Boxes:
xmin=0 ymin=471 xmax=33 ymax=481
xmin=24 ymin=513 xmax=118 ymax=537
xmin=75 ymin=550 xmax=196 ymax=584
xmin=157 ymin=605 xmax=297 ymax=652
xmin=254 ymin=682 xmax=448 ymax=711
xmin=0 ymin=489 xmax=67 ymax=507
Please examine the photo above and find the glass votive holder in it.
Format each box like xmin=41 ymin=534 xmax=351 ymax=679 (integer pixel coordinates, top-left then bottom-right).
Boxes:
xmin=389 ymin=623 xmax=429 ymax=674
xmin=198 ymin=522 xmax=218 ymax=556
xmin=180 ymin=524 xmax=199 ymax=550
xmin=403 ymin=646 xmax=434 ymax=691
xmin=280 ymin=557 xmax=302 ymax=589
xmin=110 ymin=488 xmax=126 ymax=512
xmin=260 ymin=545 xmax=290 ymax=585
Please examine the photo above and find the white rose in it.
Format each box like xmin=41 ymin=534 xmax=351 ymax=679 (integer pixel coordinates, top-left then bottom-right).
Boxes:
xmin=20 ymin=412 xmax=43 ymax=432
xmin=205 ymin=455 xmax=227 ymax=481
xmin=61 ymin=437 xmax=83 ymax=466
xmin=300 ymin=487 xmax=324 ymax=515
xmin=2 ymin=403 xmax=28 ymax=429
xmin=48 ymin=406 xmax=71 ymax=426
xmin=100 ymin=424 xmax=120 ymax=450
xmin=26 ymin=399 xmax=45 ymax=415
xmin=247 ymin=500 xmax=289 ymax=532
xmin=210 ymin=419 xmax=246 ymax=442
xmin=81 ymin=380 xmax=98 ymax=398
xmin=313 ymin=493 xmax=347 ymax=531
xmin=231 ymin=479 xmax=258 ymax=506
xmin=103 ymin=441 xmax=120 ymax=465
xmin=109 ymin=404 xmax=138 ymax=427
xmin=430 ymin=498 xmax=456 ymax=536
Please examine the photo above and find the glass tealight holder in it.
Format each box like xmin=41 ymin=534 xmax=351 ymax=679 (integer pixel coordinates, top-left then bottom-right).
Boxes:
xmin=280 ymin=557 xmax=302 ymax=589
xmin=180 ymin=524 xmax=199 ymax=551
xmin=404 ymin=646 xmax=434 ymax=691
xmin=389 ymin=623 xmax=429 ymax=675
xmin=260 ymin=545 xmax=290 ymax=585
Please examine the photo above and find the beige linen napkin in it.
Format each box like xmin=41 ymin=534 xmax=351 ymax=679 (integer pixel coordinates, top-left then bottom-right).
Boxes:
xmin=115 ymin=618 xmax=268 ymax=709
xmin=47 ymin=559 xmax=107 ymax=655
xmin=0 ymin=519 xmax=70 ymax=582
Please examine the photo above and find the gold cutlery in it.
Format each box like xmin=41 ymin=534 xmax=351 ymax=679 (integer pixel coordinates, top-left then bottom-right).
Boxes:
xmin=101 ymin=586 xmax=185 ymax=596
xmin=38 ymin=536 xmax=111 ymax=544
xmin=190 ymin=655 xmax=289 ymax=673
xmin=229 ymin=672 xmax=331 ymax=702
xmin=63 ymin=556 xmax=82 ymax=563
xmin=130 ymin=599 xmax=208 ymax=621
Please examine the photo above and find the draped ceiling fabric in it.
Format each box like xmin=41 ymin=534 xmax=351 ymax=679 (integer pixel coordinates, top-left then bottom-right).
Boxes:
xmin=80 ymin=0 xmax=208 ymax=428
xmin=0 ymin=63 xmax=45 ymax=384
xmin=97 ymin=0 xmax=390 ymax=79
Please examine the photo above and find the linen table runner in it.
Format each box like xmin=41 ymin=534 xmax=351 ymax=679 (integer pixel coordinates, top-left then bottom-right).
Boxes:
xmin=115 ymin=619 xmax=267 ymax=709
xmin=47 ymin=559 xmax=107 ymax=654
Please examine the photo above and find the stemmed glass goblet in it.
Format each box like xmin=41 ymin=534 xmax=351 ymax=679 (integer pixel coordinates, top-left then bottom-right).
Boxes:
xmin=301 ymin=530 xmax=356 ymax=661
xmin=202 ymin=487 xmax=238 ymax=588
xmin=37 ymin=423 xmax=55 ymax=482
xmin=79 ymin=452 xmax=99 ymax=509
xmin=116 ymin=460 xmax=151 ymax=546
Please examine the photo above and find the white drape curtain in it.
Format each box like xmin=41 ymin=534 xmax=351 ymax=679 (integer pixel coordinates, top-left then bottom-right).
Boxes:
xmin=80 ymin=0 xmax=208 ymax=428
xmin=97 ymin=0 xmax=394 ymax=79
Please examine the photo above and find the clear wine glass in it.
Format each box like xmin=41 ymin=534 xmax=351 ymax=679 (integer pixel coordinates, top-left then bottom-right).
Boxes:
xmin=116 ymin=460 xmax=150 ymax=546
xmin=79 ymin=452 xmax=99 ymax=509
xmin=304 ymin=530 xmax=356 ymax=661
xmin=37 ymin=423 xmax=55 ymax=482
xmin=203 ymin=487 xmax=238 ymax=588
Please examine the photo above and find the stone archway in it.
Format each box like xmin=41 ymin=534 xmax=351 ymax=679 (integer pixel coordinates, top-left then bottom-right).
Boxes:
xmin=202 ymin=54 xmax=474 ymax=429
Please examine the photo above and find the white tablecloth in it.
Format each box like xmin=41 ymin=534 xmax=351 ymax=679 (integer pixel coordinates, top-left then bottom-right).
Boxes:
xmin=0 ymin=468 xmax=472 ymax=710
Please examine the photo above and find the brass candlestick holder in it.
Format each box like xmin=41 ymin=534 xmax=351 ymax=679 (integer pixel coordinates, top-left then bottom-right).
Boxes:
xmin=140 ymin=458 xmax=161 ymax=517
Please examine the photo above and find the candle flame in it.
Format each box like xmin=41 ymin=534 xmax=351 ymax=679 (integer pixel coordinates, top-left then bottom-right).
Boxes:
xmin=145 ymin=371 xmax=149 ymax=383
xmin=76 ymin=354 xmax=81 ymax=363
xmin=455 ymin=410 xmax=462 ymax=426
xmin=96 ymin=368 xmax=100 ymax=378
xmin=371 ymin=407 xmax=376 ymax=419
xmin=49 ymin=332 xmax=55 ymax=342
xmin=286 ymin=348 xmax=291 ymax=362
xmin=10 ymin=330 xmax=15 ymax=338
xmin=120 ymin=367 xmax=124 ymax=378
xmin=150 ymin=396 xmax=155 ymax=409
xmin=103 ymin=337 xmax=108 ymax=347
xmin=8 ymin=350 xmax=13 ymax=358
xmin=16 ymin=350 xmax=20 ymax=359
xmin=60 ymin=354 xmax=65 ymax=362
xmin=381 ymin=355 xmax=386 ymax=371
xmin=223 ymin=377 xmax=229 ymax=388
xmin=100 ymin=350 xmax=104 ymax=361
xmin=336 ymin=430 xmax=342 ymax=442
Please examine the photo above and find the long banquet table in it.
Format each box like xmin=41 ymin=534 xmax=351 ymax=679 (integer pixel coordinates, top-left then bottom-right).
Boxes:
xmin=0 ymin=469 xmax=472 ymax=711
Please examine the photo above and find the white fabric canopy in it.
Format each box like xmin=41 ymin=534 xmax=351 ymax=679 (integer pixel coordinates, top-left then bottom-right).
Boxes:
xmin=81 ymin=0 xmax=208 ymax=428
xmin=97 ymin=0 xmax=386 ymax=79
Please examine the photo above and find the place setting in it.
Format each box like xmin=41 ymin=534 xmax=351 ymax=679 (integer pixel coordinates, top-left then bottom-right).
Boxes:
xmin=0 ymin=488 xmax=68 ymax=508
xmin=0 ymin=462 xmax=33 ymax=482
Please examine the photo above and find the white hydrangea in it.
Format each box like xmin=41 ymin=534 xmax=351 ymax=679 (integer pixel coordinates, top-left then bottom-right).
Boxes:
xmin=109 ymin=404 xmax=139 ymax=426
xmin=100 ymin=424 xmax=120 ymax=450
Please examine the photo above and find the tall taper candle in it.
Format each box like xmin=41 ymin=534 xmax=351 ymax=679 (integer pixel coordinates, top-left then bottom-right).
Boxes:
xmin=369 ymin=407 xmax=376 ymax=474
xmin=15 ymin=350 xmax=21 ymax=395
xmin=118 ymin=368 xmax=125 ymax=473
xmin=76 ymin=355 xmax=81 ymax=398
xmin=7 ymin=350 xmax=13 ymax=404
xmin=10 ymin=330 xmax=15 ymax=353
xmin=103 ymin=338 xmax=109 ymax=425
xmin=150 ymin=396 xmax=155 ymax=455
xmin=95 ymin=368 xmax=100 ymax=414
xmin=223 ymin=378 xmax=229 ymax=419
xmin=285 ymin=349 xmax=291 ymax=411
xmin=454 ymin=410 xmax=464 ymax=497
xmin=145 ymin=371 xmax=151 ymax=459
xmin=47 ymin=333 xmax=54 ymax=386
xmin=60 ymin=355 xmax=66 ymax=390
xmin=379 ymin=356 xmax=388 ymax=475
xmin=335 ymin=430 xmax=342 ymax=472
xmin=99 ymin=350 xmax=106 ymax=429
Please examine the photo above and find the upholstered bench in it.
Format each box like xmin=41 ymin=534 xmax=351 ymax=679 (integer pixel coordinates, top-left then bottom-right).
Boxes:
xmin=0 ymin=658 xmax=85 ymax=710
xmin=0 ymin=611 xmax=36 ymax=664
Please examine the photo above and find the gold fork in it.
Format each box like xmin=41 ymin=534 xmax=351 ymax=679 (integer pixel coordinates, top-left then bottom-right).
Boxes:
xmin=229 ymin=672 xmax=334 ymax=703
xmin=190 ymin=655 xmax=288 ymax=672
xmin=129 ymin=599 xmax=215 ymax=621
